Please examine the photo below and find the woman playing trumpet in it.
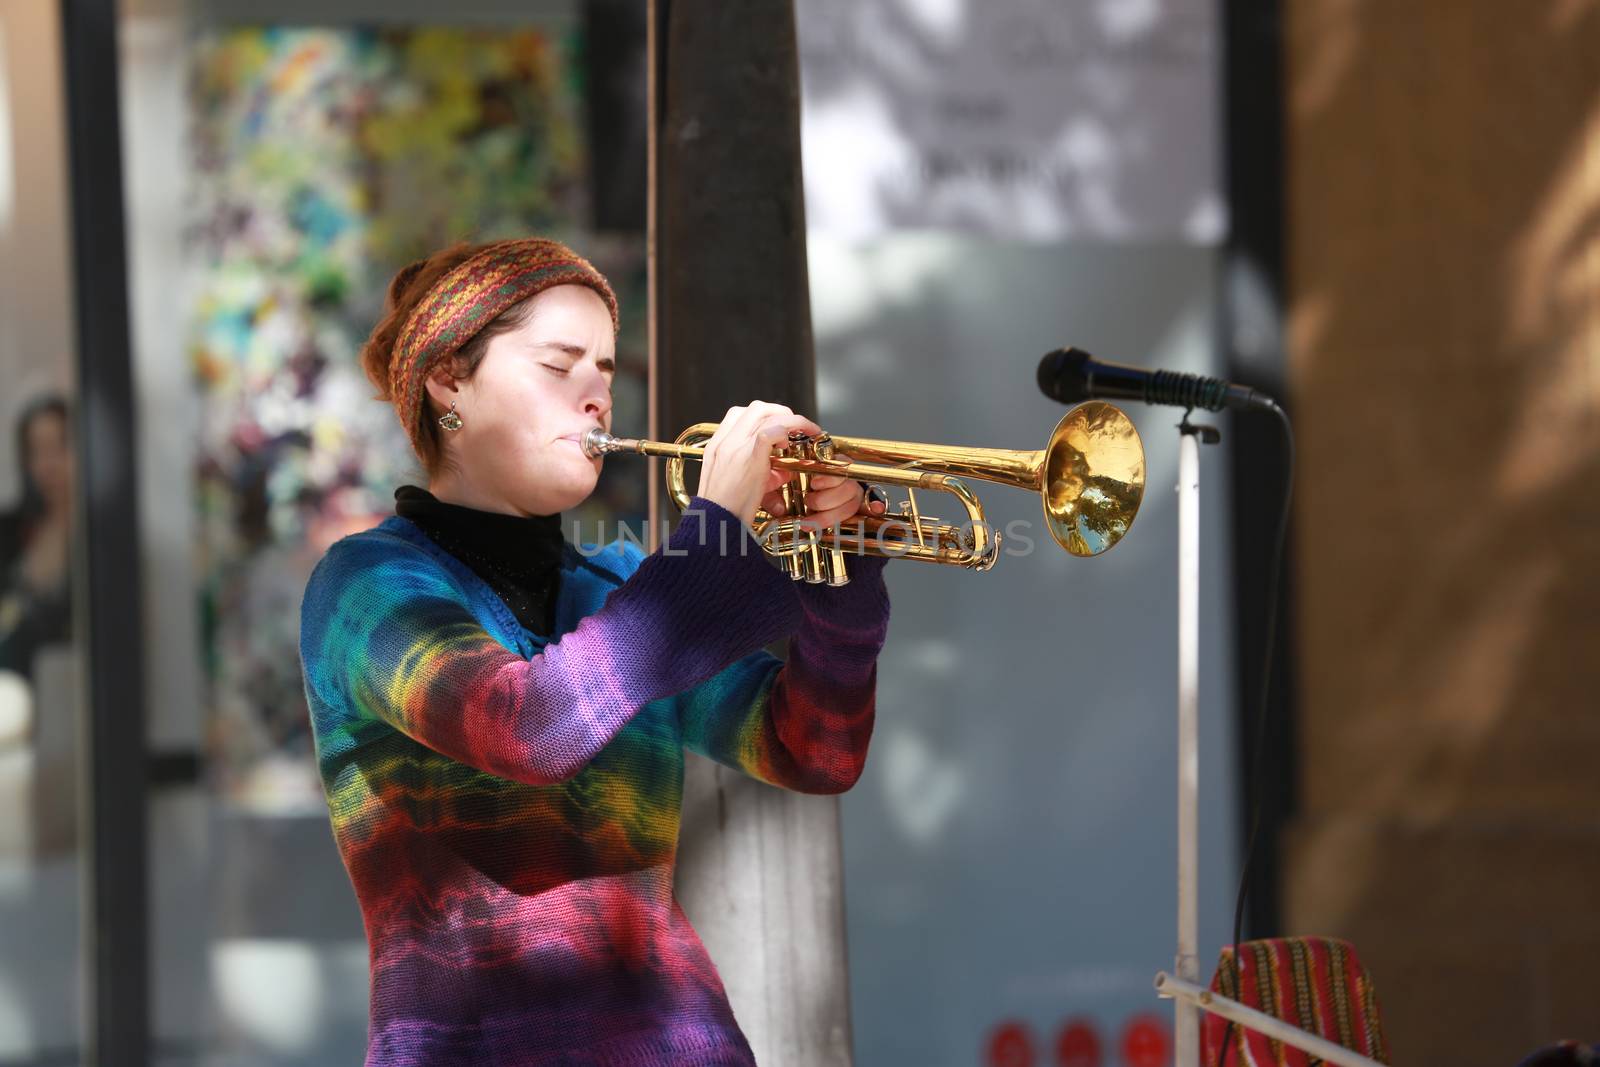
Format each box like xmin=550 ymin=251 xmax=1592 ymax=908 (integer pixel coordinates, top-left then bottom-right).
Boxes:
xmin=298 ymin=237 xmax=891 ymax=1066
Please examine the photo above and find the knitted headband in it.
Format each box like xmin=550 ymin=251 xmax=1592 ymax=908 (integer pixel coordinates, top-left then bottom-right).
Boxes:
xmin=390 ymin=237 xmax=620 ymax=456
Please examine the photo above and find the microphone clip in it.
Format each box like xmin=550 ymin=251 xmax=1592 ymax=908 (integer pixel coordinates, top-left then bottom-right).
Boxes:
xmin=1178 ymin=411 xmax=1222 ymax=446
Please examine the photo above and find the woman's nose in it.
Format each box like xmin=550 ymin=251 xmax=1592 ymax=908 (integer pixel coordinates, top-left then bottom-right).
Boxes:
xmin=581 ymin=385 xmax=612 ymax=420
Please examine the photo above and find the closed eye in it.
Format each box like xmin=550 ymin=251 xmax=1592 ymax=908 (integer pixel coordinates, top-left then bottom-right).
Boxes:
xmin=535 ymin=342 xmax=615 ymax=379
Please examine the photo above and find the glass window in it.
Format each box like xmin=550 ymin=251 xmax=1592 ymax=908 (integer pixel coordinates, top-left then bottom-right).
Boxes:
xmin=0 ymin=1 xmax=87 ymax=1061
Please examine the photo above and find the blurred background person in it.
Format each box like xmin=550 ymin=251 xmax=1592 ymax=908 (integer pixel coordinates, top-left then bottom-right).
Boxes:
xmin=0 ymin=394 xmax=74 ymax=688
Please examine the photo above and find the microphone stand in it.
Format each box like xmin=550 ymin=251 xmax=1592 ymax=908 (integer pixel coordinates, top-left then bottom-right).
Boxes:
xmin=1153 ymin=413 xmax=1382 ymax=1067
xmin=1168 ymin=413 xmax=1217 ymax=1066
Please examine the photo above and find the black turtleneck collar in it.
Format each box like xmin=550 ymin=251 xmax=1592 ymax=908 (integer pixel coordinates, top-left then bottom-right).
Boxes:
xmin=394 ymin=485 xmax=565 ymax=636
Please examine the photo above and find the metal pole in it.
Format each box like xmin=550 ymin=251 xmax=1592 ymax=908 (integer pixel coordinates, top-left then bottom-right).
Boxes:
xmin=645 ymin=0 xmax=660 ymax=551
xmin=1175 ymin=427 xmax=1202 ymax=1065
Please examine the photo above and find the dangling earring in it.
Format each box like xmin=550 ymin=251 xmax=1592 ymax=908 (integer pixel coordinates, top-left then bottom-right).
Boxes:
xmin=438 ymin=400 xmax=464 ymax=432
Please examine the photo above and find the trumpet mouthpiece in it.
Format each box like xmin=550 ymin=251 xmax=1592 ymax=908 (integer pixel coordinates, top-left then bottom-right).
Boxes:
xmin=581 ymin=428 xmax=626 ymax=458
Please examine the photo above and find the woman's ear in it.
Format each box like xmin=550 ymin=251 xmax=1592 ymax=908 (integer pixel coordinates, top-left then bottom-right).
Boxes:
xmin=421 ymin=365 xmax=461 ymax=419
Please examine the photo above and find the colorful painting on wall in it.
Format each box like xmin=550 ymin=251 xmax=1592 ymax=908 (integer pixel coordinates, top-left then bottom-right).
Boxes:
xmin=187 ymin=25 xmax=647 ymax=811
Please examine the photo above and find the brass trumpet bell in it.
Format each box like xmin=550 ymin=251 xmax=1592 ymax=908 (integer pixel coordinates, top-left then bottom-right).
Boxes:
xmin=828 ymin=400 xmax=1145 ymax=559
xmin=1041 ymin=400 xmax=1145 ymax=556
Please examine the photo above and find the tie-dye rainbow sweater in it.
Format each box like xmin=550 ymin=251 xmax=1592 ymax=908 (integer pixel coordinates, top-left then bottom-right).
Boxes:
xmin=298 ymin=497 xmax=889 ymax=1066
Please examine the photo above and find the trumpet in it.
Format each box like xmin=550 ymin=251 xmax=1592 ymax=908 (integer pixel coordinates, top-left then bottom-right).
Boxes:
xmin=582 ymin=401 xmax=1144 ymax=586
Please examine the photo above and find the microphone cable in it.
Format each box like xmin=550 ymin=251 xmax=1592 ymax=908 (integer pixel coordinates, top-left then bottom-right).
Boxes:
xmin=1217 ymin=403 xmax=1295 ymax=1066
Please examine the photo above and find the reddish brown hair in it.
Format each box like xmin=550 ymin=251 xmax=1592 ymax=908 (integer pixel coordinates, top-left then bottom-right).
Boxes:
xmin=359 ymin=242 xmax=539 ymax=477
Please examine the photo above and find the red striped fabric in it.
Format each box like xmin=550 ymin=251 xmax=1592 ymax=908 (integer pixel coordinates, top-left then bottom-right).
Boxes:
xmin=1203 ymin=937 xmax=1391 ymax=1066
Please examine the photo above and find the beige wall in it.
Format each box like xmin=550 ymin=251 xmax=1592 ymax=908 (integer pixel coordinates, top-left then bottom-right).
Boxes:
xmin=1285 ymin=0 xmax=1600 ymax=1060
xmin=0 ymin=0 xmax=75 ymax=506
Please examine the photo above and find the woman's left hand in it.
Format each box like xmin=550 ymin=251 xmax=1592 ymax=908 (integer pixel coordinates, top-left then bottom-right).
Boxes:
xmin=759 ymin=472 xmax=887 ymax=532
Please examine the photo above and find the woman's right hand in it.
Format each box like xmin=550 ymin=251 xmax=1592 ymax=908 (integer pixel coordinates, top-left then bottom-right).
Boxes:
xmin=696 ymin=401 xmax=822 ymax=528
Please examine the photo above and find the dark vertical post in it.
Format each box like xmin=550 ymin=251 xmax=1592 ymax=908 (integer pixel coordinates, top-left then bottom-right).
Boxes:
xmin=583 ymin=0 xmax=648 ymax=233
xmin=1221 ymin=0 xmax=1294 ymax=941
xmin=58 ymin=0 xmax=150 ymax=1062
xmin=656 ymin=2 xmax=818 ymax=431
xmin=651 ymin=6 xmax=854 ymax=1064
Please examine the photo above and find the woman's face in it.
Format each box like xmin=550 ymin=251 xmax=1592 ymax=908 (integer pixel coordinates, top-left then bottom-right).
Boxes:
xmin=25 ymin=411 xmax=72 ymax=511
xmin=429 ymin=284 xmax=616 ymax=516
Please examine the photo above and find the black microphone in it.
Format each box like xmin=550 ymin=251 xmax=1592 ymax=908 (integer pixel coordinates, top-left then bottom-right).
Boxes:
xmin=1037 ymin=346 xmax=1280 ymax=414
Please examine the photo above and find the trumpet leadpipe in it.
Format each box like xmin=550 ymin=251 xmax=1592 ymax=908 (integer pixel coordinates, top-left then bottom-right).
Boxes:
xmin=581 ymin=428 xmax=691 ymax=460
